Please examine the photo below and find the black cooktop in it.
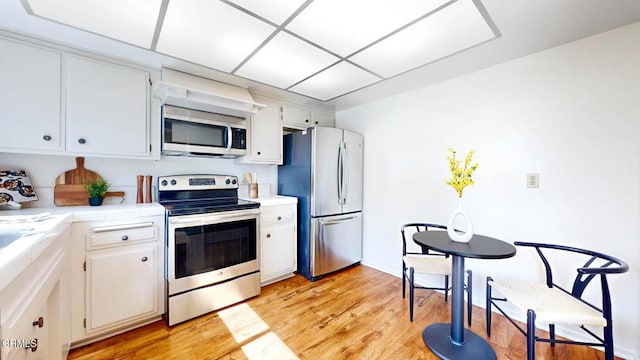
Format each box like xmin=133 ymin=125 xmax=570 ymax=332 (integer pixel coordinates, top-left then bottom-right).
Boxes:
xmin=161 ymin=198 xmax=259 ymax=216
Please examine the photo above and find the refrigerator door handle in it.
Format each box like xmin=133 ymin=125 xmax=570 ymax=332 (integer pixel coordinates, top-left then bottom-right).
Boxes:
xmin=319 ymin=215 xmax=356 ymax=247
xmin=342 ymin=142 xmax=348 ymax=205
xmin=337 ymin=143 xmax=344 ymax=205
xmin=322 ymin=216 xmax=357 ymax=226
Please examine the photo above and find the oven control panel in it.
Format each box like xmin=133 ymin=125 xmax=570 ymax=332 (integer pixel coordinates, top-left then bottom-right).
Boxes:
xmin=158 ymin=174 xmax=238 ymax=191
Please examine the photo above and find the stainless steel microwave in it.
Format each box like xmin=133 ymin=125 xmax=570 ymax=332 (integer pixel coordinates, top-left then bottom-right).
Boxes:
xmin=162 ymin=105 xmax=247 ymax=158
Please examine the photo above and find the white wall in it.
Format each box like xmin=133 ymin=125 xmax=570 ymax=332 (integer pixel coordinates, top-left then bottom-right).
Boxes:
xmin=337 ymin=22 xmax=640 ymax=359
xmin=0 ymin=153 xmax=277 ymax=207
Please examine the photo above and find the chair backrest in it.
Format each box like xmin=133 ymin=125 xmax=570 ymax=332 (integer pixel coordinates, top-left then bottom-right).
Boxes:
xmin=514 ymin=241 xmax=629 ymax=318
xmin=401 ymin=223 xmax=447 ymax=256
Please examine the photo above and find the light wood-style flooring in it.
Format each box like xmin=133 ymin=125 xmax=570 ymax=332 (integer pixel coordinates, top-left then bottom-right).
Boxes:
xmin=68 ymin=265 xmax=616 ymax=359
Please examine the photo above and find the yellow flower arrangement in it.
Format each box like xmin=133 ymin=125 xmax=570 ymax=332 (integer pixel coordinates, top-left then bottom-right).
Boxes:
xmin=445 ymin=148 xmax=479 ymax=198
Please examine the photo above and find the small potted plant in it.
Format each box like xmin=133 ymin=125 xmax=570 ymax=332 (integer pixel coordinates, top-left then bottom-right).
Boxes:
xmin=85 ymin=179 xmax=110 ymax=206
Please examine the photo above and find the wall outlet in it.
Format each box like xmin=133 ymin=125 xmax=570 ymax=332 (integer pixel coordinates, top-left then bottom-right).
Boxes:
xmin=527 ymin=173 xmax=539 ymax=188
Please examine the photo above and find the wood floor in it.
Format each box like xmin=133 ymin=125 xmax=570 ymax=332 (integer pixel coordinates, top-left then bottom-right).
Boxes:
xmin=68 ymin=265 xmax=616 ymax=359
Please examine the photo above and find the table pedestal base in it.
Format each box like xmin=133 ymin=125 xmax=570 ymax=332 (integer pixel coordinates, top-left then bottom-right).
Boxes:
xmin=422 ymin=323 xmax=496 ymax=360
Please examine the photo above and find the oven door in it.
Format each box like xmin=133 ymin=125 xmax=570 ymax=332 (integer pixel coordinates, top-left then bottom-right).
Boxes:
xmin=167 ymin=209 xmax=260 ymax=295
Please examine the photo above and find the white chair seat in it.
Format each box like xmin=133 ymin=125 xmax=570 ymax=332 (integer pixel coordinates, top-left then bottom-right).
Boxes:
xmin=403 ymin=254 xmax=451 ymax=275
xmin=489 ymin=279 xmax=607 ymax=327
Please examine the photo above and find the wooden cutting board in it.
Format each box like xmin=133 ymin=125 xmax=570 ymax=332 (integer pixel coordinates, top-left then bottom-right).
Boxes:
xmin=53 ymin=157 xmax=125 ymax=206
xmin=54 ymin=184 xmax=125 ymax=206
xmin=54 ymin=157 xmax=101 ymax=185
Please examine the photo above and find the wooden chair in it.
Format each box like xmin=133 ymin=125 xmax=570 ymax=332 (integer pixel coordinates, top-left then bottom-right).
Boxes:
xmin=401 ymin=223 xmax=472 ymax=323
xmin=486 ymin=242 xmax=629 ymax=360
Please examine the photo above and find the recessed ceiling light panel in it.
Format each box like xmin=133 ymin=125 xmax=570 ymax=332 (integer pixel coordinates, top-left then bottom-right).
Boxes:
xmin=286 ymin=0 xmax=450 ymax=56
xmin=156 ymin=0 xmax=275 ymax=72
xmin=350 ymin=0 xmax=496 ymax=78
xmin=25 ymin=0 xmax=162 ymax=48
xmin=289 ymin=61 xmax=381 ymax=101
xmin=227 ymin=0 xmax=307 ymax=25
xmin=235 ymin=32 xmax=340 ymax=90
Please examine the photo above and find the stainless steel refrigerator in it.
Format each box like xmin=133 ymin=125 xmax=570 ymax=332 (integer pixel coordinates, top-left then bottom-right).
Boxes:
xmin=278 ymin=126 xmax=363 ymax=281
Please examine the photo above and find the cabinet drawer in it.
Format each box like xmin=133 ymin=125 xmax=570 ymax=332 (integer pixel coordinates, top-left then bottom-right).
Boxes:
xmin=86 ymin=222 xmax=156 ymax=250
xmin=260 ymin=205 xmax=295 ymax=225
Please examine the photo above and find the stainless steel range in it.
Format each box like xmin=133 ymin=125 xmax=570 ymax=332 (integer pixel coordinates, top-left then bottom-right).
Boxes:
xmin=158 ymin=174 xmax=261 ymax=326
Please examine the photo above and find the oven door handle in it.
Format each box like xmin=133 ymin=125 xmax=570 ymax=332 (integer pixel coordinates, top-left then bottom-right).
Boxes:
xmin=169 ymin=209 xmax=260 ymax=225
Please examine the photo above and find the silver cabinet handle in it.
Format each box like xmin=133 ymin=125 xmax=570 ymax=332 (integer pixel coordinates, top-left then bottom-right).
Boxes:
xmin=91 ymin=222 xmax=154 ymax=233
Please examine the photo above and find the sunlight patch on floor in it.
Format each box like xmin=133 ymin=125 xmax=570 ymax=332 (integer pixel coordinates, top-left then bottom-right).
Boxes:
xmin=217 ymin=302 xmax=300 ymax=359
xmin=218 ymin=303 xmax=270 ymax=343
xmin=242 ymin=331 xmax=300 ymax=360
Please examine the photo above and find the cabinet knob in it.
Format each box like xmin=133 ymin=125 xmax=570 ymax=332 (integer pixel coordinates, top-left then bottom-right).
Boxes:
xmin=315 ymin=121 xmax=319 ymax=124
xmin=78 ymin=138 xmax=86 ymax=144
xmin=42 ymin=135 xmax=52 ymax=141
xmin=32 ymin=317 xmax=44 ymax=328
xmin=266 ymin=233 xmax=271 ymax=238
xmin=122 ymin=235 xmax=129 ymax=241
xmin=257 ymin=151 xmax=261 ymax=155
xmin=25 ymin=339 xmax=38 ymax=352
xmin=277 ymin=216 xmax=282 ymax=221
xmin=305 ymin=119 xmax=309 ymax=123
xmin=141 ymin=256 xmax=148 ymax=262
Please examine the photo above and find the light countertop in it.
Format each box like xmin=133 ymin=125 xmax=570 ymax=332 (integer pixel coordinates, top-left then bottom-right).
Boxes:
xmin=0 ymin=212 xmax=72 ymax=292
xmin=0 ymin=203 xmax=165 ymax=293
xmin=240 ymin=195 xmax=298 ymax=206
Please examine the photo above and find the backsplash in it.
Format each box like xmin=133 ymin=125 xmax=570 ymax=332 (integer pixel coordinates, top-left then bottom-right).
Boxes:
xmin=0 ymin=153 xmax=277 ymax=208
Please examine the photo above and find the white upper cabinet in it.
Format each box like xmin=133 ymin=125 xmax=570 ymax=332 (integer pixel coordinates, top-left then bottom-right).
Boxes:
xmin=281 ymin=102 xmax=335 ymax=130
xmin=0 ymin=35 xmax=156 ymax=159
xmin=237 ymin=95 xmax=282 ymax=165
xmin=65 ymin=55 xmax=150 ymax=157
xmin=0 ymin=37 xmax=64 ymax=152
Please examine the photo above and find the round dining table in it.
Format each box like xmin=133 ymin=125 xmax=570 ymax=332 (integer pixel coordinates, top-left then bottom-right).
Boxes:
xmin=413 ymin=230 xmax=516 ymax=359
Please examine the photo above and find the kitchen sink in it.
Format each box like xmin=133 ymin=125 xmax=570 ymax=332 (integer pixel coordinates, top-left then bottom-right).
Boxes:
xmin=0 ymin=229 xmax=34 ymax=249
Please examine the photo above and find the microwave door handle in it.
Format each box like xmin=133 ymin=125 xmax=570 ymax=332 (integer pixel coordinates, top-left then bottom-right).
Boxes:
xmin=226 ymin=124 xmax=232 ymax=151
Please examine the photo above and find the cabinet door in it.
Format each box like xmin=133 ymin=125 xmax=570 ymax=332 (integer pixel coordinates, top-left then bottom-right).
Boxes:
xmin=311 ymin=109 xmax=335 ymax=127
xmin=0 ymin=37 xmax=63 ymax=152
xmin=242 ymin=98 xmax=282 ymax=164
xmin=66 ymin=55 xmax=150 ymax=157
xmin=261 ymin=222 xmax=296 ymax=285
xmin=281 ymin=104 xmax=311 ymax=129
xmin=85 ymin=244 xmax=157 ymax=332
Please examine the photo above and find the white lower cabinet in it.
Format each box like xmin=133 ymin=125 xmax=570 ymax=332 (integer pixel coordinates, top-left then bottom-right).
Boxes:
xmin=0 ymin=226 xmax=71 ymax=360
xmin=258 ymin=200 xmax=297 ymax=285
xmin=85 ymin=244 xmax=157 ymax=332
xmin=70 ymin=214 xmax=165 ymax=346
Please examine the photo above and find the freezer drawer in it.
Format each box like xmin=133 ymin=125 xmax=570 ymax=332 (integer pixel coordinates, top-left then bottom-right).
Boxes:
xmin=310 ymin=212 xmax=362 ymax=278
